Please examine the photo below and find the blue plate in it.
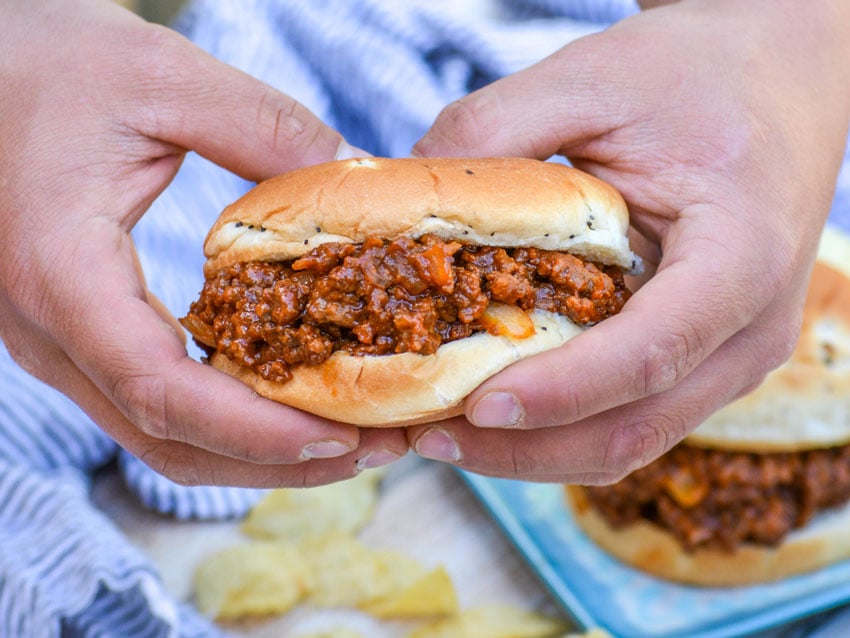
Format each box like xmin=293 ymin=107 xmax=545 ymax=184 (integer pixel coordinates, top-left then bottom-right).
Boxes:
xmin=459 ymin=472 xmax=850 ymax=638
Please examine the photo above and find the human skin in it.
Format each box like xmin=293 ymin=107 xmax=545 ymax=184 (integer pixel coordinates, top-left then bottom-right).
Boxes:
xmin=410 ymin=0 xmax=850 ymax=483
xmin=0 ymin=0 xmax=408 ymax=487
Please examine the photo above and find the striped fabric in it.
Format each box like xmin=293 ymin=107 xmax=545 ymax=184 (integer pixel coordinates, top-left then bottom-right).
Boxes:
xmin=0 ymin=0 xmax=847 ymax=636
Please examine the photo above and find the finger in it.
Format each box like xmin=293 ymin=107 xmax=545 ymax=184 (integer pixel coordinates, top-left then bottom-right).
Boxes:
xmin=124 ymin=25 xmax=361 ymax=183
xmin=462 ymin=218 xmax=785 ymax=430
xmin=7 ymin=311 xmax=360 ymax=467
xmin=4 ymin=309 xmax=408 ymax=486
xmin=122 ymin=421 xmax=408 ymax=489
xmin=413 ymin=35 xmax=620 ymax=160
xmin=416 ymin=261 xmax=808 ymax=482
xmin=409 ymin=307 xmax=791 ymax=483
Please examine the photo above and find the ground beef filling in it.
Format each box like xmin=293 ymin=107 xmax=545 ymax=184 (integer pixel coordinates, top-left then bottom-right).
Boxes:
xmin=182 ymin=234 xmax=630 ymax=382
xmin=582 ymin=442 xmax=850 ymax=552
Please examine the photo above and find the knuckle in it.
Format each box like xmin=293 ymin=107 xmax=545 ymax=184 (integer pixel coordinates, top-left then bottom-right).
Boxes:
xmin=163 ymin=464 xmax=201 ymax=487
xmin=0 ymin=318 xmax=71 ymax=390
xmin=733 ymin=374 xmax=767 ymax=401
xmin=507 ymin=445 xmax=542 ymax=478
xmin=256 ymin=89 xmax=329 ymax=159
xmin=738 ymin=311 xmax=802 ymax=393
xmin=3 ymin=335 xmax=41 ymax=378
xmin=253 ymin=86 xmax=338 ymax=165
xmin=540 ymin=385 xmax=583 ymax=428
xmin=259 ymin=89 xmax=303 ymax=144
xmin=640 ymin=321 xmax=705 ymax=396
xmin=603 ymin=415 xmax=684 ymax=481
xmin=764 ymin=317 xmax=800 ymax=372
xmin=110 ymin=369 xmax=171 ymax=441
xmin=564 ymin=389 xmax=583 ymax=423
xmin=133 ymin=23 xmax=194 ymax=77
xmin=431 ymin=92 xmax=499 ymax=150
xmin=139 ymin=444 xmax=204 ymax=486
xmin=125 ymin=26 xmax=197 ymax=99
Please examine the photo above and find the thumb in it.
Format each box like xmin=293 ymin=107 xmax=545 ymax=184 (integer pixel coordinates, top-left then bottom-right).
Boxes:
xmin=129 ymin=29 xmax=364 ymax=182
xmin=413 ymin=33 xmax=624 ymax=160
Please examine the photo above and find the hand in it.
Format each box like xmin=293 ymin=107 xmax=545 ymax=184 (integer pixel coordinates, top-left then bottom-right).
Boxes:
xmin=0 ymin=0 xmax=407 ymax=487
xmin=410 ymin=0 xmax=850 ymax=482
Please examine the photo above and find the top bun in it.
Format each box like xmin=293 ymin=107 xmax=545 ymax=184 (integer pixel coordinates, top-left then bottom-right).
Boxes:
xmin=686 ymin=225 xmax=850 ymax=452
xmin=202 ymin=157 xmax=639 ymax=276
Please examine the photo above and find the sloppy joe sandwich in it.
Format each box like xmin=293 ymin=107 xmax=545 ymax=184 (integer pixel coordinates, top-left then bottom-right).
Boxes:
xmin=180 ymin=157 xmax=638 ymax=426
xmin=566 ymin=226 xmax=850 ymax=586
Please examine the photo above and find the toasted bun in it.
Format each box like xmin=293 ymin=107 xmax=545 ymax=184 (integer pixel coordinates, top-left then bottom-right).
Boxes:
xmin=685 ymin=225 xmax=850 ymax=452
xmin=198 ymin=157 xmax=636 ymax=425
xmin=210 ymin=310 xmax=583 ymax=426
xmin=565 ymin=485 xmax=850 ymax=586
xmin=202 ymin=157 xmax=638 ymax=276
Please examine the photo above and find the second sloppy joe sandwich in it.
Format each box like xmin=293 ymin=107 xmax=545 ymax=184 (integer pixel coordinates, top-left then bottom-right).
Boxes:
xmin=565 ymin=227 xmax=850 ymax=586
xmin=180 ymin=157 xmax=639 ymax=426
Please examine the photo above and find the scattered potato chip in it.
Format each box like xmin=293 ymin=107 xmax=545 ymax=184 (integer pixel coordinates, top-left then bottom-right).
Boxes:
xmin=193 ymin=541 xmax=309 ymax=621
xmin=193 ymin=532 xmax=447 ymax=623
xmin=242 ymin=469 xmax=385 ymax=541
xmin=194 ymin=469 xmax=571 ymax=636
xmin=407 ymin=605 xmax=569 ymax=638
xmin=301 ymin=534 xmax=427 ymax=608
xmin=361 ymin=566 xmax=458 ymax=619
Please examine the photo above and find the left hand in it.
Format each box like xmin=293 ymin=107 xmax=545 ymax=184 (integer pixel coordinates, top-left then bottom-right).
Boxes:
xmin=0 ymin=0 xmax=406 ymax=488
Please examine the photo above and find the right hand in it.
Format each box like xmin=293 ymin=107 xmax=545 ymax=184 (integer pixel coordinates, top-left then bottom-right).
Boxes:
xmin=0 ymin=0 xmax=408 ymax=487
xmin=410 ymin=0 xmax=850 ymax=483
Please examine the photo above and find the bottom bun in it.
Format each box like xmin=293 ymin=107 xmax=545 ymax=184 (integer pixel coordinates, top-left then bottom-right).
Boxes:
xmin=211 ymin=309 xmax=583 ymax=426
xmin=565 ymin=485 xmax=850 ymax=587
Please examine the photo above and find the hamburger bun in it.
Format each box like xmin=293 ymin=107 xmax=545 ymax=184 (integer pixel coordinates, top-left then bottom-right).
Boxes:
xmin=565 ymin=226 xmax=850 ymax=586
xmin=203 ymin=157 xmax=636 ymax=274
xmin=186 ymin=157 xmax=638 ymax=426
xmin=685 ymin=226 xmax=850 ymax=452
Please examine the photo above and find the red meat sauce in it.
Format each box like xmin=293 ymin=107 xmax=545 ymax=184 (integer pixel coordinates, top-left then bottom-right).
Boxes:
xmin=582 ymin=442 xmax=850 ymax=552
xmin=181 ymin=234 xmax=630 ymax=383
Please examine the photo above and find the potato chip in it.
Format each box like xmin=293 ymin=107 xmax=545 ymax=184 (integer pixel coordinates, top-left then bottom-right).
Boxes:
xmin=360 ymin=565 xmax=458 ymax=619
xmin=241 ymin=469 xmax=385 ymax=541
xmin=407 ymin=605 xmax=569 ymax=638
xmin=563 ymin=630 xmax=612 ymax=638
xmin=301 ymin=534 xmax=427 ymax=608
xmin=193 ymin=541 xmax=309 ymax=621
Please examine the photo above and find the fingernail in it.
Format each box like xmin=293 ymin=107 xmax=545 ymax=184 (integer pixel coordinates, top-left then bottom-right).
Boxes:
xmin=335 ymin=139 xmax=370 ymax=160
xmin=471 ymin=392 xmax=523 ymax=428
xmin=415 ymin=428 xmax=462 ymax=462
xmin=355 ymin=449 xmax=402 ymax=472
xmin=300 ymin=440 xmax=352 ymax=460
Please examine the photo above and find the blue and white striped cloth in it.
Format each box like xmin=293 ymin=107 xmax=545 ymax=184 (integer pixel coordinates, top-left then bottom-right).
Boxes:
xmin=1 ymin=1 xmax=848 ymax=636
